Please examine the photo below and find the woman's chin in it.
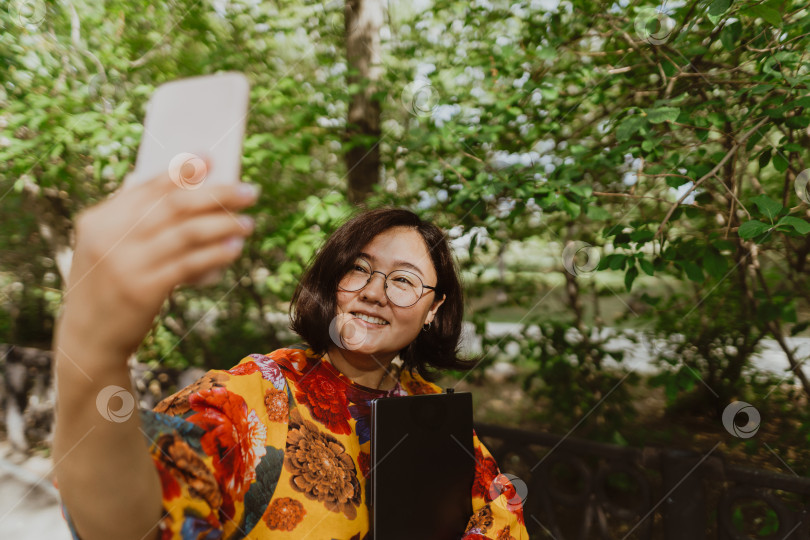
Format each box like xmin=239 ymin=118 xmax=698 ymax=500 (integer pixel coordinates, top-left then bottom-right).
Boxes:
xmin=339 ymin=339 xmax=396 ymax=358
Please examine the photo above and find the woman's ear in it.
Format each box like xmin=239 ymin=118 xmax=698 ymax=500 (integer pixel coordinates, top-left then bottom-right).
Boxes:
xmin=425 ymin=294 xmax=446 ymax=325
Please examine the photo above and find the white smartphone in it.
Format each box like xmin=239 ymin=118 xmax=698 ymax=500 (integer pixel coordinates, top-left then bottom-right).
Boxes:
xmin=125 ymin=72 xmax=250 ymax=190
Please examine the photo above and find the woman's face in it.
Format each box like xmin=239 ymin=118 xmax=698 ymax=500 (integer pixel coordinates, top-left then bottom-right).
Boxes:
xmin=334 ymin=226 xmax=445 ymax=359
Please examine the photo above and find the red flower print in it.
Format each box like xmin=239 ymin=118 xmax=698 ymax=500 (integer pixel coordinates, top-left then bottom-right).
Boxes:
xmin=357 ymin=451 xmax=370 ymax=479
xmin=268 ymin=348 xmax=310 ymax=374
xmin=489 ymin=473 xmax=526 ymax=525
xmin=187 ymin=387 xmax=267 ymax=520
xmin=472 ymin=445 xmax=500 ymax=501
xmin=405 ymin=379 xmax=439 ymax=395
xmin=227 ymin=361 xmax=260 ymax=377
xmin=153 ymin=371 xmax=228 ymax=416
xmin=515 ymin=502 xmax=526 ymax=526
xmin=489 ymin=473 xmax=517 ymax=502
xmin=159 ymin=520 xmax=178 ymax=540
xmin=152 ymin=452 xmax=181 ymax=501
xmin=294 ymin=369 xmax=352 ymax=435
xmin=263 ymin=497 xmax=306 ymax=531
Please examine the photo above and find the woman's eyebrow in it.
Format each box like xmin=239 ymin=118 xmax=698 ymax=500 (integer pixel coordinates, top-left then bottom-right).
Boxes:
xmin=358 ymin=252 xmax=425 ymax=277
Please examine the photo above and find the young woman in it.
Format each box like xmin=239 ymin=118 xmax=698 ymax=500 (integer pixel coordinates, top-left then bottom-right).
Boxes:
xmin=52 ymin=170 xmax=528 ymax=539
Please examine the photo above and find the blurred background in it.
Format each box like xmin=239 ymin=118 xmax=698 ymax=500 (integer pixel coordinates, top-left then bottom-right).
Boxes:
xmin=2 ymin=0 xmax=810 ymax=538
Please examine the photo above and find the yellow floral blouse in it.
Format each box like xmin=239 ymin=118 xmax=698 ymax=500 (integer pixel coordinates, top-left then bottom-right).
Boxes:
xmin=63 ymin=345 xmax=529 ymax=539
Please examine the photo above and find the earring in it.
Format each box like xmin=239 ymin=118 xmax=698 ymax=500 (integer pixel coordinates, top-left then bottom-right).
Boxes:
xmin=422 ymin=321 xmax=432 ymax=332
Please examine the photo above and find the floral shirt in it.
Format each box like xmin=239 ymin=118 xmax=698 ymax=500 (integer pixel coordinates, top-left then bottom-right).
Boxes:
xmin=63 ymin=345 xmax=528 ymax=539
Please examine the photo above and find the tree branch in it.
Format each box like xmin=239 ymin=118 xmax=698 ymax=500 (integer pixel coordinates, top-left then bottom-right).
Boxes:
xmin=754 ymin=266 xmax=810 ymax=397
xmin=656 ymin=117 xmax=768 ymax=238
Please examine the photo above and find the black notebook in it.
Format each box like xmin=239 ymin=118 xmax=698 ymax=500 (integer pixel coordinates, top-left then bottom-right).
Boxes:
xmin=369 ymin=391 xmax=474 ymax=540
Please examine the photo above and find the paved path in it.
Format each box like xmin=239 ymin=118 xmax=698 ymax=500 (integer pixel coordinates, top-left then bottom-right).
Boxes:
xmin=0 ymin=442 xmax=72 ymax=539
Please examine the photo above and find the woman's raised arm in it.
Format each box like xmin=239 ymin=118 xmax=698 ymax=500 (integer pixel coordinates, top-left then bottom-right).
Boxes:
xmin=52 ymin=170 xmax=258 ymax=540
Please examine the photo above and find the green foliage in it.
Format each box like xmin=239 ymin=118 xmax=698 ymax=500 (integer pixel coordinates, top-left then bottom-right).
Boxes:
xmin=365 ymin=0 xmax=810 ymax=420
xmin=2 ymin=0 xmax=810 ymax=467
xmin=644 ymin=275 xmax=770 ymax=412
xmin=0 ymin=0 xmax=350 ymax=361
xmin=518 ymin=319 xmax=637 ymax=442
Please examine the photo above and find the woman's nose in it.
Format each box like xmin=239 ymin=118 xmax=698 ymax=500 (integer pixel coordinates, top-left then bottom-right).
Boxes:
xmin=361 ymin=272 xmax=388 ymax=304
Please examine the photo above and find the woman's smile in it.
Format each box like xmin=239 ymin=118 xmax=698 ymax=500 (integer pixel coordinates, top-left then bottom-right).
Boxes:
xmin=349 ymin=311 xmax=390 ymax=326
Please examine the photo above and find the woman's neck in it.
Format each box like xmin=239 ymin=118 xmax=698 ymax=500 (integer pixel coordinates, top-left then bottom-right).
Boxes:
xmin=325 ymin=346 xmax=399 ymax=391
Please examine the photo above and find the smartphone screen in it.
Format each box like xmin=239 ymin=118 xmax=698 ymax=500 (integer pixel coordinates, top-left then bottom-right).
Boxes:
xmin=126 ymin=72 xmax=250 ymax=190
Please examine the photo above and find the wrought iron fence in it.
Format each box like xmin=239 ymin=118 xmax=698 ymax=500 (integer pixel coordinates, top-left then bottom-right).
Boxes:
xmin=474 ymin=423 xmax=810 ymax=540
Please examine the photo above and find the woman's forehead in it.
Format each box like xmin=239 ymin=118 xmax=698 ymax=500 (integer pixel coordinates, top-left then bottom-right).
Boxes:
xmin=358 ymin=251 xmax=426 ymax=277
xmin=359 ymin=227 xmax=435 ymax=277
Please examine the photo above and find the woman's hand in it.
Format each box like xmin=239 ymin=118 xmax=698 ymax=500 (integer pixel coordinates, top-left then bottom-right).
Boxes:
xmin=61 ymin=169 xmax=259 ymax=363
xmin=52 ymin=168 xmax=258 ymax=540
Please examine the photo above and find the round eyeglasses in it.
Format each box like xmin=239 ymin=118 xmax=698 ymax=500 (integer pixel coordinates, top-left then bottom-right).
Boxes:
xmin=338 ymin=258 xmax=437 ymax=308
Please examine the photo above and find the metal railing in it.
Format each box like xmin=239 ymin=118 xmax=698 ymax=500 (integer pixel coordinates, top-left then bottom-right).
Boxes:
xmin=474 ymin=423 xmax=810 ymax=540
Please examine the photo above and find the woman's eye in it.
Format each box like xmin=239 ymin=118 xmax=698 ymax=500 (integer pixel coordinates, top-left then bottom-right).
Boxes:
xmin=354 ymin=265 xmax=370 ymax=273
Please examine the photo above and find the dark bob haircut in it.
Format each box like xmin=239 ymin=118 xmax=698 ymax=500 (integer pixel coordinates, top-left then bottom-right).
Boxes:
xmin=289 ymin=207 xmax=475 ymax=381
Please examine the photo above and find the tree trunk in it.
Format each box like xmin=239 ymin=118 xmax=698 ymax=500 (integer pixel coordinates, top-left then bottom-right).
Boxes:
xmin=21 ymin=179 xmax=75 ymax=288
xmin=16 ymin=180 xmax=74 ymax=452
xmin=344 ymin=0 xmax=384 ymax=204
